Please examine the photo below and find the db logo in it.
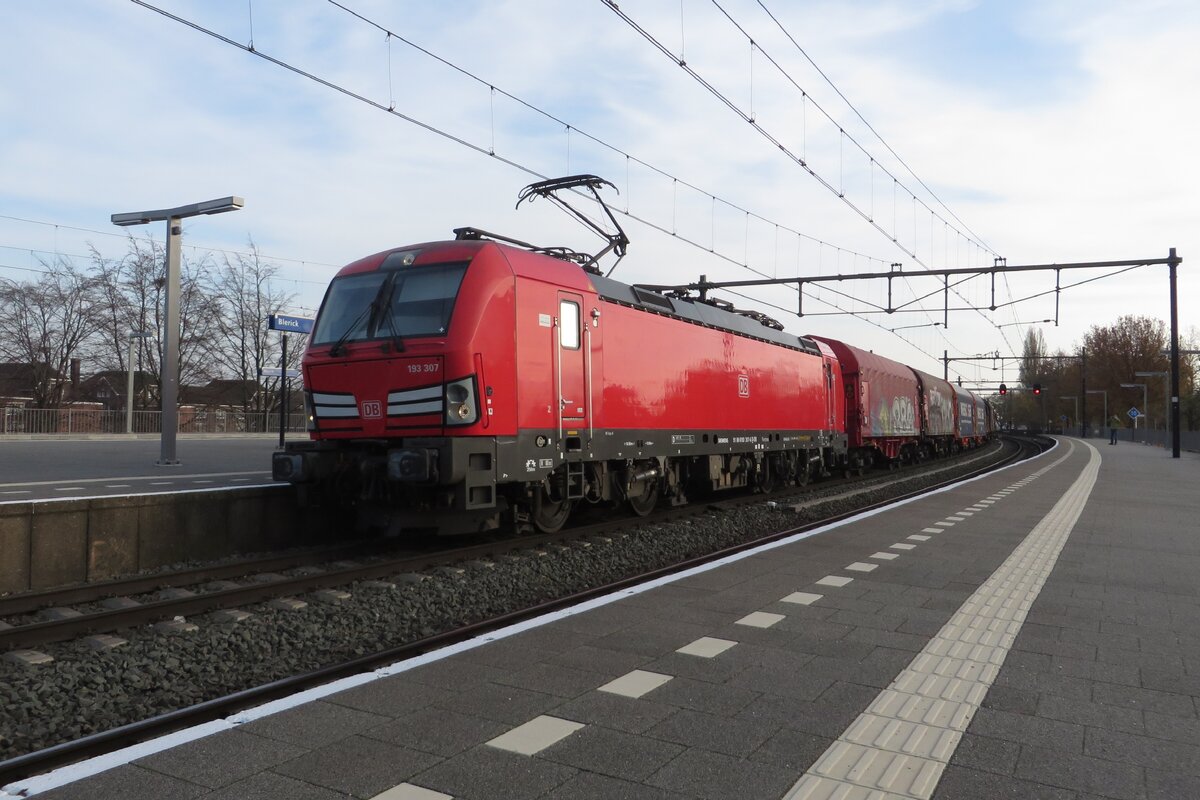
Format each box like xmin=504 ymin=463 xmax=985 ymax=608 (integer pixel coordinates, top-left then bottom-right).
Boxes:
xmin=361 ymin=400 xmax=382 ymax=419
xmin=737 ymin=374 xmax=750 ymax=398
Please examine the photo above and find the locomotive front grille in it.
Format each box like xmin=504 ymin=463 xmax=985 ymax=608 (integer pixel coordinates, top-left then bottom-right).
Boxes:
xmin=387 ymin=385 xmax=444 ymax=417
xmin=312 ymin=391 xmax=358 ymax=419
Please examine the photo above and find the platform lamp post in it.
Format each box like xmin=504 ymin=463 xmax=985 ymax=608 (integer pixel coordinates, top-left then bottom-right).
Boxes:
xmin=1120 ymin=382 xmax=1147 ymax=441
xmin=1086 ymin=389 xmax=1107 ymax=435
xmin=125 ymin=331 xmax=151 ymax=434
xmin=112 ymin=197 xmax=244 ymax=465
xmin=1134 ymin=371 xmax=1170 ymax=444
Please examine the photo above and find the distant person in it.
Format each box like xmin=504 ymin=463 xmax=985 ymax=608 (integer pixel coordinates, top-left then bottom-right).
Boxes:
xmin=1109 ymin=415 xmax=1122 ymax=445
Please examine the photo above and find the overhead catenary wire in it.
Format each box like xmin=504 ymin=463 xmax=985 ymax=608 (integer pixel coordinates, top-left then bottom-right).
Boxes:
xmin=753 ymin=0 xmax=994 ymax=253
xmin=0 ymin=214 xmax=340 ymax=274
xmin=605 ymin=0 xmax=1021 ymax=356
xmin=126 ymin=0 xmax=956 ymax=361
xmin=599 ymin=1 xmax=974 ymax=352
xmin=742 ymin=0 xmax=1029 ymax=347
xmin=320 ymin=0 xmax=893 ymax=274
xmin=120 ymin=1 xmax=1118 ymax=369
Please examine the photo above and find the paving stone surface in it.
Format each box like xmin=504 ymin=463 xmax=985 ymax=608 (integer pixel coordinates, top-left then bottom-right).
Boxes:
xmin=32 ymin=440 xmax=1200 ymax=800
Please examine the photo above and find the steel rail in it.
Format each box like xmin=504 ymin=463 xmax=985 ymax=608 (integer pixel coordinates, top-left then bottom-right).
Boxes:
xmin=0 ymin=540 xmax=390 ymax=619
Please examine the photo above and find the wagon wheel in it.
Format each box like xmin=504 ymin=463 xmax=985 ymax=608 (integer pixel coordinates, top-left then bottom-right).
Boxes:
xmin=626 ymin=476 xmax=659 ymax=516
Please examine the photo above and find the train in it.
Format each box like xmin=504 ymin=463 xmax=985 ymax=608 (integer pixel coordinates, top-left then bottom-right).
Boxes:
xmin=272 ymin=177 xmax=995 ymax=535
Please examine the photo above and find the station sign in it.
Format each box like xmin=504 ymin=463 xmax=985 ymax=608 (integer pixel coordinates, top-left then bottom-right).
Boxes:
xmin=260 ymin=367 xmax=301 ymax=379
xmin=267 ymin=314 xmax=314 ymax=334
xmin=1127 ymin=407 xmax=1141 ymax=419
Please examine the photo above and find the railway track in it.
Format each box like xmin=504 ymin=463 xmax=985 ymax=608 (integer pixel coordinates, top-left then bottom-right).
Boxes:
xmin=0 ymin=439 xmax=1010 ymax=654
xmin=0 ymin=436 xmax=999 ymax=647
xmin=0 ymin=435 xmax=1045 ymax=785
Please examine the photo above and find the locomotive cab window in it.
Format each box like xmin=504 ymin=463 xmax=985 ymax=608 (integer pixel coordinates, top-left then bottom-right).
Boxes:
xmin=312 ymin=261 xmax=469 ymax=345
xmin=559 ymin=300 xmax=580 ymax=349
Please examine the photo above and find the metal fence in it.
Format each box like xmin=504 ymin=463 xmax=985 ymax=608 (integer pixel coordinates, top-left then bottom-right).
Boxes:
xmin=0 ymin=407 xmax=307 ymax=435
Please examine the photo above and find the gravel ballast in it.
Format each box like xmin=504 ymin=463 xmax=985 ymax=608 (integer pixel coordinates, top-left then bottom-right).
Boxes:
xmin=0 ymin=439 xmax=1028 ymax=762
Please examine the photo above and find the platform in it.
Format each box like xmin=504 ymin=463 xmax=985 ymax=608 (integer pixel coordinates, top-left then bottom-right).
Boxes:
xmin=11 ymin=437 xmax=1200 ymax=800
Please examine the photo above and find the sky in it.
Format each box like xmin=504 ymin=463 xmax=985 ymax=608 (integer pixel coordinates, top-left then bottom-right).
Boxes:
xmin=2 ymin=0 xmax=1197 ymax=387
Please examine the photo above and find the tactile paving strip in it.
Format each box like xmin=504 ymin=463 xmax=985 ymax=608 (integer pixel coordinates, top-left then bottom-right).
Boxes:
xmin=782 ymin=441 xmax=1100 ymax=800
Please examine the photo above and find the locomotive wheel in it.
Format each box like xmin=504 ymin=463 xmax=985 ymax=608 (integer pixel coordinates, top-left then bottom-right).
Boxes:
xmin=627 ymin=478 xmax=658 ymax=516
xmin=531 ymin=491 xmax=573 ymax=533
xmin=795 ymin=464 xmax=811 ymax=487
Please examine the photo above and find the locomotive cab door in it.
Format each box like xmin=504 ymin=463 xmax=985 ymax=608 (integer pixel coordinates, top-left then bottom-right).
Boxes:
xmin=555 ymin=292 xmax=589 ymax=450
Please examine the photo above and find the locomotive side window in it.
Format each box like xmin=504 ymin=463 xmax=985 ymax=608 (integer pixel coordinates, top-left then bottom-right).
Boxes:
xmin=312 ymin=261 xmax=468 ymax=345
xmin=559 ymin=300 xmax=580 ymax=349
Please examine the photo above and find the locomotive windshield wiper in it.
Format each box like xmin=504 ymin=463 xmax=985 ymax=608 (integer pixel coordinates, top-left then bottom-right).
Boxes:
xmin=371 ymin=274 xmax=407 ymax=352
xmin=328 ymin=305 xmax=372 ymax=357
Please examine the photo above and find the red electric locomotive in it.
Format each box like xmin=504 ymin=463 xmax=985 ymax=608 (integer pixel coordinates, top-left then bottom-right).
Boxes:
xmin=274 ymin=177 xmax=848 ymax=534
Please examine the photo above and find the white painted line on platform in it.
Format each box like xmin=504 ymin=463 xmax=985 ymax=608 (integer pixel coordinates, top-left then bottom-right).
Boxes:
xmin=782 ymin=440 xmax=1098 ymax=800
xmin=54 ymin=487 xmax=84 ymax=491
xmin=598 ymin=669 xmax=673 ymax=698
xmin=192 ymin=480 xmax=213 ymax=484
xmin=4 ymin=442 xmax=1064 ymax=800
xmin=149 ymin=481 xmax=173 ymax=486
xmin=815 ymin=575 xmax=854 ymax=588
xmin=677 ymin=637 xmax=737 ymax=658
xmin=891 ymin=543 xmax=917 ymax=551
xmin=0 ymin=490 xmax=31 ymax=495
xmin=844 ymin=562 xmax=877 ymax=573
xmin=0 ymin=470 xmax=272 ymax=489
xmin=957 ymin=511 xmax=974 ymax=516
xmin=921 ymin=527 xmax=942 ymax=534
xmin=782 ymin=591 xmax=824 ymax=605
xmin=369 ymin=783 xmax=453 ymax=800
xmin=736 ymin=611 xmax=786 ymax=628
xmin=934 ymin=521 xmax=955 ymax=527
xmin=870 ymin=552 xmax=898 ymax=561
xmin=946 ymin=516 xmax=965 ymax=521
xmin=486 ymin=715 xmax=584 ymax=755
xmin=908 ymin=535 xmax=931 ymax=542
xmin=105 ymin=484 xmax=131 ymax=488
xmin=0 ymin=482 xmax=281 ymax=507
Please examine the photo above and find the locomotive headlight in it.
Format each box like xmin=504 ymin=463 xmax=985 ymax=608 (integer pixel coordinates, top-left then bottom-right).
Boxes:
xmin=444 ymin=376 xmax=478 ymax=425
xmin=303 ymin=390 xmax=317 ymax=432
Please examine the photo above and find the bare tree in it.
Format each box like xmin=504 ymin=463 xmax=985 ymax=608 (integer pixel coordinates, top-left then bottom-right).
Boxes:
xmin=0 ymin=259 xmax=101 ymax=407
xmin=210 ymin=241 xmax=298 ymax=414
xmin=87 ymin=236 xmax=223 ymax=406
